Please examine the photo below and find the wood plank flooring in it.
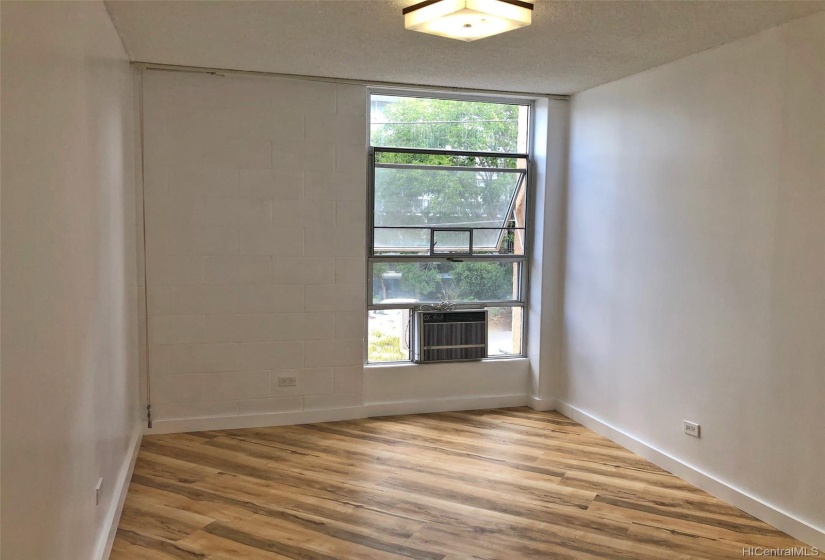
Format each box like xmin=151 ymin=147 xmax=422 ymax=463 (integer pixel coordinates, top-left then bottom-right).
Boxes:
xmin=112 ymin=408 xmax=806 ymax=559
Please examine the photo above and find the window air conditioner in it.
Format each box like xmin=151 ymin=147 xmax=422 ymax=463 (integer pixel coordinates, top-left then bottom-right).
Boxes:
xmin=413 ymin=309 xmax=488 ymax=363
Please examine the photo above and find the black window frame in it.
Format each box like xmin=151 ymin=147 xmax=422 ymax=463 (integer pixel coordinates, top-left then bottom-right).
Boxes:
xmin=366 ymin=92 xmax=533 ymax=364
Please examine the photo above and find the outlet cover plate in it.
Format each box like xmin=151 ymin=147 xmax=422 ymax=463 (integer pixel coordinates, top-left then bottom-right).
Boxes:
xmin=684 ymin=420 xmax=700 ymax=438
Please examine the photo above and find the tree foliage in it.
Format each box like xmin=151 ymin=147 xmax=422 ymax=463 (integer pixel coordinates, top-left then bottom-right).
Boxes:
xmin=450 ymin=262 xmax=513 ymax=301
xmin=397 ymin=263 xmax=441 ymax=296
xmin=372 ymin=261 xmax=514 ymax=304
xmin=373 ymin=97 xmax=521 ymax=155
xmin=373 ymin=98 xmax=522 ymax=236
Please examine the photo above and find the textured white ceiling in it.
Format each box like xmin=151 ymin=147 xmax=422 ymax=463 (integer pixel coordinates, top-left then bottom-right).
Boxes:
xmin=105 ymin=1 xmax=825 ymax=95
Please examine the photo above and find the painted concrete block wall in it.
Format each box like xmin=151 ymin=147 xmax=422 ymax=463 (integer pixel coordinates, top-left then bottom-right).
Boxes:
xmin=365 ymin=359 xmax=530 ymax=406
xmin=0 ymin=2 xmax=140 ymax=558
xmin=141 ymin=71 xmax=369 ymax=422
xmin=564 ymin=12 xmax=824 ymax=535
xmin=140 ymin=72 xmax=547 ymax=430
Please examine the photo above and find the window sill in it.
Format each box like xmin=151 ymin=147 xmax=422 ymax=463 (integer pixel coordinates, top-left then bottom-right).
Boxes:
xmin=364 ymin=356 xmax=528 ymax=368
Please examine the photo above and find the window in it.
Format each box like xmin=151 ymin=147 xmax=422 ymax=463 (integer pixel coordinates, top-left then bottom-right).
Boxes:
xmin=367 ymin=93 xmax=531 ymax=363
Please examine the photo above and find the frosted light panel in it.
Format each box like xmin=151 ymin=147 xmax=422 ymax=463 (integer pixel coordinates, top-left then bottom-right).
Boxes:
xmin=404 ymin=0 xmax=532 ymax=42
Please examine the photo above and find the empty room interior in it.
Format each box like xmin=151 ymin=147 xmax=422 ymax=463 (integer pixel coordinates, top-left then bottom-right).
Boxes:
xmin=2 ymin=1 xmax=824 ymax=558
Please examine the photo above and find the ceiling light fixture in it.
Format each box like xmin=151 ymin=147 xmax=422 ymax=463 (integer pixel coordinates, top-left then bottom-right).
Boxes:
xmin=403 ymin=0 xmax=533 ymax=42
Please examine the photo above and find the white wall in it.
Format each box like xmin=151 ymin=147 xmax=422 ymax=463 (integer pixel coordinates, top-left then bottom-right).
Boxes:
xmin=527 ymin=98 xmax=569 ymax=410
xmin=1 ymin=2 xmax=140 ymax=559
xmin=140 ymin=71 xmax=559 ymax=432
xmin=563 ymin=11 xmax=824 ymax=542
xmin=140 ymin=71 xmax=368 ymax=427
xmin=365 ymin=359 xmax=529 ymax=412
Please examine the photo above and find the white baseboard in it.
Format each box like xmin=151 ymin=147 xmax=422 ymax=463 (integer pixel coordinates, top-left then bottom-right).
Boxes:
xmin=552 ymin=399 xmax=825 ymax=550
xmin=527 ymin=395 xmax=554 ymax=411
xmin=146 ymin=405 xmax=368 ymax=435
xmin=95 ymin=421 xmax=143 ymax=560
xmin=365 ymin=394 xmax=528 ymax=417
xmin=147 ymin=395 xmax=530 ymax=435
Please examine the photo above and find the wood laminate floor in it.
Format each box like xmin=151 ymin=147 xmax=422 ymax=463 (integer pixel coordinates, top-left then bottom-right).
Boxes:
xmin=112 ymin=408 xmax=807 ymax=559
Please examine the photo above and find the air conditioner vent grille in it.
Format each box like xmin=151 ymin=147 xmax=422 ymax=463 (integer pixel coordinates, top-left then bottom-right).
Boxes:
xmin=414 ymin=310 xmax=488 ymax=363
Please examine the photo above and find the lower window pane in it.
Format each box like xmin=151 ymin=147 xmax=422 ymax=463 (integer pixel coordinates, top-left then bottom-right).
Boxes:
xmin=371 ymin=261 xmax=520 ymax=304
xmin=487 ymin=306 xmax=523 ymax=356
xmin=367 ymin=308 xmax=411 ymax=363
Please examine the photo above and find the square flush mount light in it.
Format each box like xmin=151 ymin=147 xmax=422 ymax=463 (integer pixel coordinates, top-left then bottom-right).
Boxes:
xmin=404 ymin=0 xmax=533 ymax=42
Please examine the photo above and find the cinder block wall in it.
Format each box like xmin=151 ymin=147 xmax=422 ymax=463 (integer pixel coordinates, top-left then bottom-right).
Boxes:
xmin=140 ymin=71 xmax=367 ymax=421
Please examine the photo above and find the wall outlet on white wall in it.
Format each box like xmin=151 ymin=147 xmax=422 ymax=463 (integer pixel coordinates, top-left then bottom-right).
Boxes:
xmin=683 ymin=421 xmax=700 ymax=438
xmin=277 ymin=376 xmax=297 ymax=387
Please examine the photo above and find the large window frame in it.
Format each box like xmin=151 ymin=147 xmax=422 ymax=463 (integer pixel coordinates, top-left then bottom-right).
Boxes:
xmin=366 ymin=91 xmax=533 ymax=364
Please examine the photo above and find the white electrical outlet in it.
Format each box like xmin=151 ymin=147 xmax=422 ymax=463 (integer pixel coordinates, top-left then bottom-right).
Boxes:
xmin=95 ymin=478 xmax=103 ymax=505
xmin=683 ymin=420 xmax=700 ymax=438
xmin=277 ymin=376 xmax=297 ymax=387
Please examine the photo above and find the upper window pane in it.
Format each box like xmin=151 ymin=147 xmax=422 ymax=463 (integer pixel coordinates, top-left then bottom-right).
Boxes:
xmin=374 ymin=166 xmax=524 ymax=229
xmin=371 ymin=95 xmax=529 ymax=154
xmin=373 ymin=160 xmax=527 ymax=255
